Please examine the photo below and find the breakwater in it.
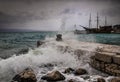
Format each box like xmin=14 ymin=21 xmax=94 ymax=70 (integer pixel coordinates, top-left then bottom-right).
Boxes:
xmin=90 ymin=45 xmax=120 ymax=76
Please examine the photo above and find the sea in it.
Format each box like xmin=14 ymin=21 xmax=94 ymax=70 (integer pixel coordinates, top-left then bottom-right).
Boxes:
xmin=0 ymin=31 xmax=120 ymax=82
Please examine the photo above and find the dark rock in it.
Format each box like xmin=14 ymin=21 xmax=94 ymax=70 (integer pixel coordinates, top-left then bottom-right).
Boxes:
xmin=37 ymin=41 xmax=44 ymax=47
xmin=42 ymin=63 xmax=54 ymax=68
xmin=74 ymin=68 xmax=87 ymax=75
xmin=64 ymin=68 xmax=74 ymax=74
xmin=90 ymin=55 xmax=120 ymax=76
xmin=113 ymin=55 xmax=120 ymax=65
xmin=94 ymin=52 xmax=115 ymax=63
xmin=68 ymin=79 xmax=76 ymax=82
xmin=41 ymin=70 xmax=65 ymax=81
xmin=56 ymin=34 xmax=62 ymax=41
xmin=110 ymin=78 xmax=120 ymax=82
xmin=116 ymin=52 xmax=120 ymax=55
xmin=97 ymin=78 xmax=106 ymax=82
xmin=11 ymin=68 xmax=37 ymax=82
xmin=81 ymin=75 xmax=90 ymax=80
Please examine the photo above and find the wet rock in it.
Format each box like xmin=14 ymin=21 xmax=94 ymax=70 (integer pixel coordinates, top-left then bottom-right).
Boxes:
xmin=113 ymin=55 xmax=120 ymax=65
xmin=56 ymin=34 xmax=62 ymax=41
xmin=116 ymin=52 xmax=120 ymax=55
xmin=41 ymin=63 xmax=54 ymax=68
xmin=11 ymin=68 xmax=37 ymax=82
xmin=90 ymin=55 xmax=120 ymax=76
xmin=37 ymin=41 xmax=44 ymax=47
xmin=41 ymin=70 xmax=65 ymax=81
xmin=95 ymin=52 xmax=115 ymax=63
xmin=97 ymin=78 xmax=106 ymax=82
xmin=110 ymin=77 xmax=120 ymax=82
xmin=81 ymin=75 xmax=90 ymax=80
xmin=74 ymin=68 xmax=87 ymax=75
xmin=64 ymin=68 xmax=74 ymax=74
xmin=68 ymin=79 xmax=76 ymax=82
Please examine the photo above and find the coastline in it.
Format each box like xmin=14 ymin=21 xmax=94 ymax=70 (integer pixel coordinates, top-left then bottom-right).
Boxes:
xmin=0 ymin=33 xmax=120 ymax=82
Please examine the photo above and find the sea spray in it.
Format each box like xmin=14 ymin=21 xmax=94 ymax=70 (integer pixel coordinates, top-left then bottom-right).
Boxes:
xmin=0 ymin=35 xmax=79 ymax=82
xmin=0 ymin=32 xmax=115 ymax=82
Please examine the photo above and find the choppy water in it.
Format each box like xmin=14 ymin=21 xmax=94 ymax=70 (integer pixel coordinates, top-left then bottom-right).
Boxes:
xmin=0 ymin=32 xmax=56 ymax=58
xmin=0 ymin=32 xmax=119 ymax=82
xmin=0 ymin=32 xmax=120 ymax=59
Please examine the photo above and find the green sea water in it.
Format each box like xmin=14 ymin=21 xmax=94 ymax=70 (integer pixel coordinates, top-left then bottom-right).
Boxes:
xmin=0 ymin=32 xmax=119 ymax=58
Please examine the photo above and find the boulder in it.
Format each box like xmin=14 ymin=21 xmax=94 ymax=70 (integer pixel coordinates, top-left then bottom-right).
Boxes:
xmin=40 ymin=63 xmax=54 ymax=68
xmin=97 ymin=78 xmax=106 ymax=82
xmin=113 ymin=55 xmax=120 ymax=65
xmin=41 ymin=70 xmax=65 ymax=81
xmin=94 ymin=52 xmax=115 ymax=63
xmin=56 ymin=34 xmax=62 ymax=41
xmin=74 ymin=68 xmax=87 ymax=75
xmin=11 ymin=68 xmax=37 ymax=82
xmin=68 ymin=79 xmax=76 ymax=82
xmin=37 ymin=41 xmax=44 ymax=47
xmin=64 ymin=68 xmax=74 ymax=74
xmin=110 ymin=77 xmax=120 ymax=82
xmin=81 ymin=75 xmax=90 ymax=80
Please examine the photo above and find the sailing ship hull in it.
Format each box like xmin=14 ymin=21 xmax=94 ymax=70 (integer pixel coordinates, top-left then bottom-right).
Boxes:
xmin=83 ymin=26 xmax=116 ymax=34
xmin=75 ymin=13 xmax=120 ymax=34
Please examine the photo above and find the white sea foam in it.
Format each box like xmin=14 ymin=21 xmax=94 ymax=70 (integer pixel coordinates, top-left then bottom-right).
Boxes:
xmin=0 ymin=33 xmax=78 ymax=82
xmin=0 ymin=32 xmax=112 ymax=82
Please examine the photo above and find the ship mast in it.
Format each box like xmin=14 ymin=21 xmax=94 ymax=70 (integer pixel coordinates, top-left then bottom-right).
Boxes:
xmin=96 ymin=13 xmax=99 ymax=29
xmin=89 ymin=13 xmax=92 ymax=28
xmin=105 ymin=16 xmax=107 ymax=26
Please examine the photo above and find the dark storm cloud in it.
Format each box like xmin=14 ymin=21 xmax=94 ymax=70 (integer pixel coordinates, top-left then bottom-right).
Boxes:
xmin=0 ymin=11 xmax=47 ymax=31
xmin=0 ymin=0 xmax=120 ymax=31
xmin=102 ymin=7 xmax=120 ymax=17
xmin=0 ymin=10 xmax=46 ymax=26
xmin=100 ymin=0 xmax=120 ymax=17
xmin=0 ymin=11 xmax=29 ymax=23
xmin=0 ymin=11 xmax=25 ymax=25
xmin=0 ymin=0 xmax=120 ymax=2
xmin=61 ymin=8 xmax=76 ymax=14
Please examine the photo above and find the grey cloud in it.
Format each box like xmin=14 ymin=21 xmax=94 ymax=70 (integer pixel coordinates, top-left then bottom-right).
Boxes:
xmin=0 ymin=0 xmax=119 ymax=2
xmin=61 ymin=8 xmax=75 ymax=14
xmin=0 ymin=0 xmax=120 ymax=31
xmin=0 ymin=0 xmax=112 ymax=3
xmin=0 ymin=11 xmax=18 ymax=23
xmin=0 ymin=11 xmax=45 ymax=24
xmin=101 ymin=6 xmax=120 ymax=17
xmin=78 ymin=12 xmax=82 ymax=15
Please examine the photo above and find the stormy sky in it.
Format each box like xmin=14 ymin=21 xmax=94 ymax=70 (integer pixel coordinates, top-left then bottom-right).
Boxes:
xmin=0 ymin=0 xmax=120 ymax=31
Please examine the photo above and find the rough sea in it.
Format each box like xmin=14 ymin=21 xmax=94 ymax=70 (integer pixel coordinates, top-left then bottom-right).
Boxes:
xmin=0 ymin=31 xmax=120 ymax=82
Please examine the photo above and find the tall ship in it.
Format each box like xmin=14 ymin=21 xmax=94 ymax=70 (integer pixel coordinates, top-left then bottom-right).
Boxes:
xmin=77 ymin=13 xmax=120 ymax=34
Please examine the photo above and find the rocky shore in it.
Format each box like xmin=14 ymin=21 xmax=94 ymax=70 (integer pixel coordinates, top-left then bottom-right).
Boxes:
xmin=11 ymin=37 xmax=120 ymax=82
xmin=90 ymin=45 xmax=120 ymax=76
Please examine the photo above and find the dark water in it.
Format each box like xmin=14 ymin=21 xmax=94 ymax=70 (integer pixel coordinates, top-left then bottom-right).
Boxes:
xmin=0 ymin=32 xmax=57 ymax=58
xmin=77 ymin=34 xmax=120 ymax=45
xmin=0 ymin=32 xmax=120 ymax=58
